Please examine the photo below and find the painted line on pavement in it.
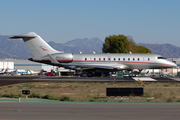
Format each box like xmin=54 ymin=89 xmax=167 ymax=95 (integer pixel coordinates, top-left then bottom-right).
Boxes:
xmin=133 ymin=77 xmax=157 ymax=81
xmin=171 ymin=78 xmax=180 ymax=81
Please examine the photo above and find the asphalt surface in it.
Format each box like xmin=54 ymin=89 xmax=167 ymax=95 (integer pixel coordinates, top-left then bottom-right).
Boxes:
xmin=1 ymin=77 xmax=180 ymax=120
xmin=0 ymin=76 xmax=179 ymax=87
xmin=0 ymin=100 xmax=180 ymax=120
xmin=0 ymin=76 xmax=43 ymax=87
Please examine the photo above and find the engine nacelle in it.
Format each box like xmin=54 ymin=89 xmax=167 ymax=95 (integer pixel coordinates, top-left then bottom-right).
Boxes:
xmin=54 ymin=53 xmax=73 ymax=62
xmin=41 ymin=53 xmax=73 ymax=63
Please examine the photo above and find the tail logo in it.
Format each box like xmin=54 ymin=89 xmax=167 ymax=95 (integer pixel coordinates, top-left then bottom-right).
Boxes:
xmin=39 ymin=46 xmax=48 ymax=51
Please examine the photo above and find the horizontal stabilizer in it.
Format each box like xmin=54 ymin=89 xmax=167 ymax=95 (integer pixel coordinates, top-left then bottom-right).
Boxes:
xmin=10 ymin=35 xmax=36 ymax=39
xmin=10 ymin=32 xmax=37 ymax=39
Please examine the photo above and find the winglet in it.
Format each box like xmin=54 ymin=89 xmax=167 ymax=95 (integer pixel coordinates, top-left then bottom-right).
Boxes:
xmin=47 ymin=54 xmax=61 ymax=64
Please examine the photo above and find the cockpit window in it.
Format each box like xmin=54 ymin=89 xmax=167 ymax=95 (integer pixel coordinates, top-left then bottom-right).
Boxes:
xmin=157 ymin=57 xmax=166 ymax=59
xmin=157 ymin=57 xmax=163 ymax=59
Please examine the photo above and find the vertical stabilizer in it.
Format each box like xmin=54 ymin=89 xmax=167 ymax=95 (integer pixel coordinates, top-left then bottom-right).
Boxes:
xmin=10 ymin=32 xmax=63 ymax=59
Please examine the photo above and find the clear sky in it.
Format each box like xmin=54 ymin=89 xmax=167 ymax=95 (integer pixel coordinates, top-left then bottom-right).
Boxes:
xmin=0 ymin=0 xmax=180 ymax=46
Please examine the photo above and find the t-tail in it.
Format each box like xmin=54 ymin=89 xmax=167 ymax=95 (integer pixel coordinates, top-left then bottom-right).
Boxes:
xmin=10 ymin=32 xmax=64 ymax=59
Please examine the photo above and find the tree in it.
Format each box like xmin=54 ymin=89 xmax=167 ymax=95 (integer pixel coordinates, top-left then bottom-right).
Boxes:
xmin=136 ymin=46 xmax=151 ymax=53
xmin=102 ymin=34 xmax=151 ymax=53
xmin=127 ymin=35 xmax=138 ymax=53
xmin=102 ymin=35 xmax=130 ymax=53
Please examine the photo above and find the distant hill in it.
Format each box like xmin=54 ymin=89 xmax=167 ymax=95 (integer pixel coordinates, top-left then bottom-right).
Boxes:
xmin=0 ymin=34 xmax=180 ymax=59
xmin=0 ymin=35 xmax=33 ymax=59
xmin=0 ymin=35 xmax=103 ymax=59
xmin=138 ymin=43 xmax=180 ymax=58
xmin=48 ymin=37 xmax=103 ymax=54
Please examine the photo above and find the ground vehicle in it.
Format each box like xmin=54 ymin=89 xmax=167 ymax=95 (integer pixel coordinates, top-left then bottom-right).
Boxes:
xmin=38 ymin=70 xmax=47 ymax=75
xmin=110 ymin=74 xmax=116 ymax=77
xmin=44 ymin=72 xmax=55 ymax=76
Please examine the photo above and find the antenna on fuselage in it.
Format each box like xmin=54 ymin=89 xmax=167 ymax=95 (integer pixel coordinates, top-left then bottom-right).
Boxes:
xmin=93 ymin=51 xmax=96 ymax=54
xmin=80 ymin=51 xmax=82 ymax=54
xmin=129 ymin=51 xmax=132 ymax=54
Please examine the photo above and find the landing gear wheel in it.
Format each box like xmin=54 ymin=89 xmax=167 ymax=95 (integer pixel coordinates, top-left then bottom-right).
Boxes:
xmin=87 ymin=72 xmax=93 ymax=77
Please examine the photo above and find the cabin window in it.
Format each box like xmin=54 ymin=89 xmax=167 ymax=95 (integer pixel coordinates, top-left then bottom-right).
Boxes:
xmin=118 ymin=58 xmax=120 ymax=61
xmin=133 ymin=58 xmax=135 ymax=61
xmin=103 ymin=58 xmax=105 ymax=61
xmin=108 ymin=58 xmax=111 ymax=61
xmin=138 ymin=58 xmax=140 ymax=61
xmin=94 ymin=58 xmax=96 ymax=61
xmin=99 ymin=58 xmax=101 ymax=61
xmin=128 ymin=58 xmax=130 ymax=61
xmin=148 ymin=58 xmax=150 ymax=61
xmin=123 ymin=58 xmax=125 ymax=61
xmin=85 ymin=58 xmax=87 ymax=61
xmin=114 ymin=58 xmax=116 ymax=61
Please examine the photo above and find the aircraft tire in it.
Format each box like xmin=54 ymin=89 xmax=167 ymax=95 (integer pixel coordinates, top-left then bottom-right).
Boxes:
xmin=87 ymin=72 xmax=93 ymax=77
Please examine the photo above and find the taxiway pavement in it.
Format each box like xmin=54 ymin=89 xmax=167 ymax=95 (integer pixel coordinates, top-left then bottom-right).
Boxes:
xmin=0 ymin=99 xmax=180 ymax=120
xmin=0 ymin=76 xmax=180 ymax=87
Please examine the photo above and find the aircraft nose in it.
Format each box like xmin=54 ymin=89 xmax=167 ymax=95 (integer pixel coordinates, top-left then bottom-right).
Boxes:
xmin=172 ymin=62 xmax=177 ymax=67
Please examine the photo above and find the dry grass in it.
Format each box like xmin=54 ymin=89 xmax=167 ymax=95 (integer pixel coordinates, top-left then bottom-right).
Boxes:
xmin=1 ymin=81 xmax=180 ymax=102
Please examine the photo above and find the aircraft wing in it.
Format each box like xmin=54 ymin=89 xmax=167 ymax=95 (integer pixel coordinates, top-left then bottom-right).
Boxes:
xmin=61 ymin=63 xmax=115 ymax=70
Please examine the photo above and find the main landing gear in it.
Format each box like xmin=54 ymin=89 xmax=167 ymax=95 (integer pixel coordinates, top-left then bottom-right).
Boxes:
xmin=87 ymin=72 xmax=93 ymax=77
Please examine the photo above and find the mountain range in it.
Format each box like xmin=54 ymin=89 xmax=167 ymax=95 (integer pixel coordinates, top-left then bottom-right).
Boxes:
xmin=137 ymin=43 xmax=180 ymax=58
xmin=0 ymin=34 xmax=179 ymax=59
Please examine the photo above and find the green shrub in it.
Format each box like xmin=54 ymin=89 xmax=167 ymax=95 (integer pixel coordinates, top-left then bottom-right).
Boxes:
xmin=2 ymin=94 xmax=10 ymax=97
xmin=42 ymin=94 xmax=51 ymax=99
xmin=74 ymin=86 xmax=78 ymax=88
xmin=29 ymin=93 xmax=41 ymax=98
xmin=59 ymin=96 xmax=70 ymax=101
xmin=88 ymin=97 xmax=96 ymax=102
xmin=164 ymin=85 xmax=170 ymax=87
xmin=9 ymin=93 xmax=16 ymax=98
xmin=29 ymin=85 xmax=35 ymax=89
xmin=166 ymin=98 xmax=173 ymax=102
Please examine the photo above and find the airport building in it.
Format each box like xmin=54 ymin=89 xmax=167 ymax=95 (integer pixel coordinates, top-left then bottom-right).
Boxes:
xmin=0 ymin=59 xmax=74 ymax=73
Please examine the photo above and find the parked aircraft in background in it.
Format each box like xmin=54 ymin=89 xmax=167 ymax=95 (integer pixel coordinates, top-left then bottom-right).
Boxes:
xmin=10 ymin=32 xmax=177 ymax=77
xmin=0 ymin=68 xmax=44 ymax=76
xmin=0 ymin=69 xmax=6 ymax=74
